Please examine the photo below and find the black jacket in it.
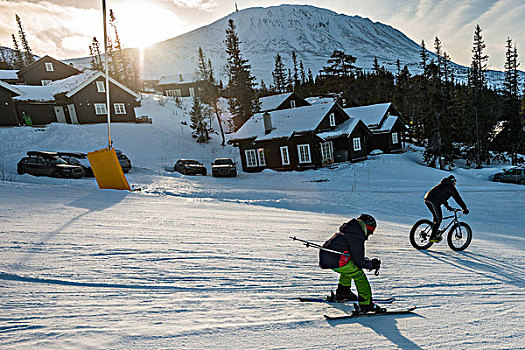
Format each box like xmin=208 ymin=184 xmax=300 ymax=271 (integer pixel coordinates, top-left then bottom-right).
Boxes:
xmin=424 ymin=178 xmax=467 ymax=210
xmin=319 ymin=219 xmax=373 ymax=270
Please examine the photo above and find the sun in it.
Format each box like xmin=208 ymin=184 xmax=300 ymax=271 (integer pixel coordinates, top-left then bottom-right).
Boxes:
xmin=110 ymin=1 xmax=185 ymax=49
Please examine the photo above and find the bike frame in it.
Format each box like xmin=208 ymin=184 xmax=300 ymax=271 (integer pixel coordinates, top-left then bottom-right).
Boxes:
xmin=436 ymin=209 xmax=463 ymax=236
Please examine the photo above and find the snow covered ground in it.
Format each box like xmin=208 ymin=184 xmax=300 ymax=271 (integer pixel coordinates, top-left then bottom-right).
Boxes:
xmin=0 ymin=95 xmax=523 ymax=349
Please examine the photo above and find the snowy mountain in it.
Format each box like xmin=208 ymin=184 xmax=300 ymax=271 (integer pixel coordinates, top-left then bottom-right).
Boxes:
xmin=131 ymin=4 xmax=518 ymax=87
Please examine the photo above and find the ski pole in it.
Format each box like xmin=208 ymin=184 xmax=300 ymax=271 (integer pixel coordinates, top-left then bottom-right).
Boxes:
xmin=290 ymin=236 xmax=350 ymax=257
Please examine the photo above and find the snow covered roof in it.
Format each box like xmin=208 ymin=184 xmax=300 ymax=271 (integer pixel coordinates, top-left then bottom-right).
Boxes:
xmin=232 ymin=102 xmax=337 ymax=142
xmin=317 ymin=118 xmax=361 ymax=140
xmin=344 ymin=103 xmax=391 ymax=128
xmin=158 ymin=73 xmax=196 ymax=85
xmin=305 ymin=96 xmax=337 ymax=105
xmin=12 ymin=71 xmax=139 ymax=102
xmin=0 ymin=80 xmax=24 ymax=95
xmin=259 ymin=92 xmax=293 ymax=112
xmin=0 ymin=70 xmax=19 ymax=80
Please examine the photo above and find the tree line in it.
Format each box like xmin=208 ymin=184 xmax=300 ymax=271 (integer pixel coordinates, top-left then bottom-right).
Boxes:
xmin=0 ymin=14 xmax=35 ymax=69
xmin=191 ymin=20 xmax=524 ymax=167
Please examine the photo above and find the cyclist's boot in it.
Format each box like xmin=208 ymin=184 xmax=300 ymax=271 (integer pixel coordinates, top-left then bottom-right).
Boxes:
xmin=429 ymin=229 xmax=443 ymax=242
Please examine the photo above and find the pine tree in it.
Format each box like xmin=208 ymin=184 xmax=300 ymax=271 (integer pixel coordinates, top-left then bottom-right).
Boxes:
xmin=89 ymin=37 xmax=104 ymax=72
xmin=11 ymin=33 xmax=25 ymax=69
xmin=196 ymin=47 xmax=224 ymax=145
xmin=16 ymin=14 xmax=34 ymax=65
xmin=419 ymin=40 xmax=429 ymax=75
xmin=299 ymin=60 xmax=306 ymax=84
xmin=434 ymin=36 xmax=443 ymax=81
xmin=291 ymin=50 xmax=299 ymax=88
xmin=190 ymin=96 xmax=211 ymax=143
xmin=272 ymin=53 xmax=287 ymax=93
xmin=321 ymin=50 xmax=358 ymax=78
xmin=224 ymin=19 xmax=258 ymax=130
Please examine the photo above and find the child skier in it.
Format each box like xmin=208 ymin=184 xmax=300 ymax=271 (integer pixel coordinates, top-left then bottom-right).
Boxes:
xmin=319 ymin=214 xmax=382 ymax=312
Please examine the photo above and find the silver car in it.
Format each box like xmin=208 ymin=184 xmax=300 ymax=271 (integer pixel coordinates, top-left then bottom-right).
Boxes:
xmin=492 ymin=167 xmax=525 ymax=185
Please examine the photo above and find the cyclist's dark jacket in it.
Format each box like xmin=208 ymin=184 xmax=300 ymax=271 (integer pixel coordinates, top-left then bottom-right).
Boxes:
xmin=319 ymin=219 xmax=373 ymax=270
xmin=424 ymin=177 xmax=467 ymax=210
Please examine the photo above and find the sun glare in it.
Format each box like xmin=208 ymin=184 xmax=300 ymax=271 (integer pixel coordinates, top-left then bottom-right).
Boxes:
xmin=112 ymin=1 xmax=185 ymax=49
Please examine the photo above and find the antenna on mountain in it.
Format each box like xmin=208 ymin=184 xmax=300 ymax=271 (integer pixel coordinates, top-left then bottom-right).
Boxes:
xmin=235 ymin=2 xmax=238 ymax=11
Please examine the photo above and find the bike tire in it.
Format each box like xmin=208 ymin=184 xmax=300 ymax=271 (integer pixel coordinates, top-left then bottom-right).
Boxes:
xmin=409 ymin=219 xmax=434 ymax=250
xmin=447 ymin=222 xmax=472 ymax=251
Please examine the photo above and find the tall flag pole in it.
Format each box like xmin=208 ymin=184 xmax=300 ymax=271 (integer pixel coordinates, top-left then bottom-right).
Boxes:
xmin=102 ymin=0 xmax=112 ymax=149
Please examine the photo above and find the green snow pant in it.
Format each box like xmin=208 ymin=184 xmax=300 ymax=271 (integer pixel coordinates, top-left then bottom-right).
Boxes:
xmin=333 ymin=262 xmax=372 ymax=306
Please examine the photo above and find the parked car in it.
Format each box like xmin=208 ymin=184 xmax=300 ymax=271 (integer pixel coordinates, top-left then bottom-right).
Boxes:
xmin=491 ymin=166 xmax=525 ymax=185
xmin=17 ymin=151 xmax=84 ymax=178
xmin=211 ymin=158 xmax=237 ymax=177
xmin=115 ymin=149 xmax=132 ymax=173
xmin=57 ymin=152 xmax=93 ymax=177
xmin=174 ymin=159 xmax=207 ymax=176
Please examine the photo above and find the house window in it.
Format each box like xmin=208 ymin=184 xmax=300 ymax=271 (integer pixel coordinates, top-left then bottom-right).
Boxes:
xmin=297 ymin=144 xmax=311 ymax=164
xmin=41 ymin=80 xmax=52 ymax=86
xmin=166 ymin=89 xmax=181 ymax=98
xmin=290 ymin=100 xmax=296 ymax=108
xmin=353 ymin=137 xmax=362 ymax=151
xmin=320 ymin=141 xmax=334 ymax=164
xmin=189 ymin=87 xmax=195 ymax=97
xmin=257 ymin=148 xmax=266 ymax=167
xmin=96 ymin=81 xmax=106 ymax=92
xmin=114 ymin=103 xmax=126 ymax=114
xmin=245 ymin=149 xmax=258 ymax=167
xmin=329 ymin=113 xmax=336 ymax=127
xmin=45 ymin=62 xmax=54 ymax=71
xmin=94 ymin=103 xmax=107 ymax=115
xmin=280 ymin=146 xmax=290 ymax=165
xmin=392 ymin=132 xmax=399 ymax=144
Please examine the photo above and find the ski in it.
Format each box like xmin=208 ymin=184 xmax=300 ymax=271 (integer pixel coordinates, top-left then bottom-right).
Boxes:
xmin=299 ymin=296 xmax=395 ymax=304
xmin=324 ymin=306 xmax=416 ymax=320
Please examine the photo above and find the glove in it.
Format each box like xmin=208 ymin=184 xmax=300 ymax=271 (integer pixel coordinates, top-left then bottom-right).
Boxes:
xmin=371 ymin=258 xmax=381 ymax=270
xmin=463 ymin=208 xmax=469 ymax=215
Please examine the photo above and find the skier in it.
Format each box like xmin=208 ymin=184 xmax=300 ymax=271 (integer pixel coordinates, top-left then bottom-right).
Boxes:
xmin=319 ymin=214 xmax=382 ymax=312
xmin=424 ymin=175 xmax=469 ymax=242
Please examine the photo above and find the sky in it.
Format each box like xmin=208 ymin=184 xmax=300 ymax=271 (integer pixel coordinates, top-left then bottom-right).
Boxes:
xmin=0 ymin=0 xmax=524 ymax=70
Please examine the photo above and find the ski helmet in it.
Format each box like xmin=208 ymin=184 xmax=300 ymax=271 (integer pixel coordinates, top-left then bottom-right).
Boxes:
xmin=358 ymin=214 xmax=377 ymax=236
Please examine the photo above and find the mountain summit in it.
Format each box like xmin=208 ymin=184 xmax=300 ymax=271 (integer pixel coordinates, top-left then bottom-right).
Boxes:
xmin=141 ymin=4 xmax=424 ymax=83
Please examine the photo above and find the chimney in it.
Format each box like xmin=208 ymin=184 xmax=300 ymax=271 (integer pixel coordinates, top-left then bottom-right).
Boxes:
xmin=263 ymin=112 xmax=272 ymax=134
xmin=179 ymin=74 xmax=183 ymax=82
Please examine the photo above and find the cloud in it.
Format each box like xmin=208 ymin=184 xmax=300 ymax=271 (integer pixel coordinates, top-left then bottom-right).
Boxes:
xmin=168 ymin=0 xmax=219 ymax=10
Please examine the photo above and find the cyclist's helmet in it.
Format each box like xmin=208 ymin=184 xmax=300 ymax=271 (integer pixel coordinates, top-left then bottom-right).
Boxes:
xmin=447 ymin=175 xmax=457 ymax=184
xmin=358 ymin=214 xmax=377 ymax=238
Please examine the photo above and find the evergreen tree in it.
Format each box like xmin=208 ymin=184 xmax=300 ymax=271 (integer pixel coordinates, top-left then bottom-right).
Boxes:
xmin=224 ymin=19 xmax=258 ymax=130
xmin=16 ymin=14 xmax=34 ymax=65
xmin=189 ymin=96 xmax=211 ymax=143
xmin=195 ymin=47 xmax=223 ymax=145
xmin=291 ymin=50 xmax=299 ymax=88
xmin=89 ymin=37 xmax=104 ymax=72
xmin=419 ymin=40 xmax=429 ymax=75
xmin=11 ymin=33 xmax=24 ymax=69
xmin=272 ymin=53 xmax=287 ymax=93
xmin=434 ymin=36 xmax=443 ymax=81
xmin=320 ymin=50 xmax=358 ymax=78
xmin=299 ymin=60 xmax=306 ymax=84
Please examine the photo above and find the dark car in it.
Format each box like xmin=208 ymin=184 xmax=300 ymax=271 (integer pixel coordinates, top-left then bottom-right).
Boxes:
xmin=57 ymin=152 xmax=93 ymax=177
xmin=491 ymin=166 xmax=525 ymax=185
xmin=211 ymin=158 xmax=237 ymax=177
xmin=17 ymin=151 xmax=84 ymax=179
xmin=174 ymin=159 xmax=207 ymax=176
xmin=115 ymin=149 xmax=132 ymax=173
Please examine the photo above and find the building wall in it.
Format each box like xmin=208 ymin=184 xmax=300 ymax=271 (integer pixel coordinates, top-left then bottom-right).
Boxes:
xmin=15 ymin=103 xmax=56 ymax=125
xmin=0 ymin=88 xmax=19 ymax=126
xmin=160 ymin=82 xmax=198 ymax=97
xmin=19 ymin=59 xmax=79 ymax=85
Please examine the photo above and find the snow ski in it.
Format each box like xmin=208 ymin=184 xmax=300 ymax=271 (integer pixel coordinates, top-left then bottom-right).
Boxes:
xmin=324 ymin=306 xmax=416 ymax=320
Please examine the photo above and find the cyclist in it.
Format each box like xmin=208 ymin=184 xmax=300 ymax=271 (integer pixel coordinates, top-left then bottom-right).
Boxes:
xmin=319 ymin=214 xmax=382 ymax=312
xmin=424 ymin=175 xmax=469 ymax=242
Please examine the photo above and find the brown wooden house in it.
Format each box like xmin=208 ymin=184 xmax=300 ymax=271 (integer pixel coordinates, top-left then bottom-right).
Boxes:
xmin=229 ymin=102 xmax=371 ymax=172
xmin=158 ymin=73 xmax=199 ymax=98
xmin=259 ymin=92 xmax=311 ymax=112
xmin=16 ymin=55 xmax=81 ymax=86
xmin=344 ymin=103 xmax=407 ymax=153
xmin=6 ymin=71 xmax=139 ymax=125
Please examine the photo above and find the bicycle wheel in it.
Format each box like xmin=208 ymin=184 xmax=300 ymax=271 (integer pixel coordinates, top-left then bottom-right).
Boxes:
xmin=447 ymin=222 xmax=472 ymax=251
xmin=409 ymin=219 xmax=434 ymax=249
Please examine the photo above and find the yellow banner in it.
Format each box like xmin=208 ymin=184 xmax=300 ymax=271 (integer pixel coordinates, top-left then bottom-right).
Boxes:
xmin=87 ymin=148 xmax=130 ymax=191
